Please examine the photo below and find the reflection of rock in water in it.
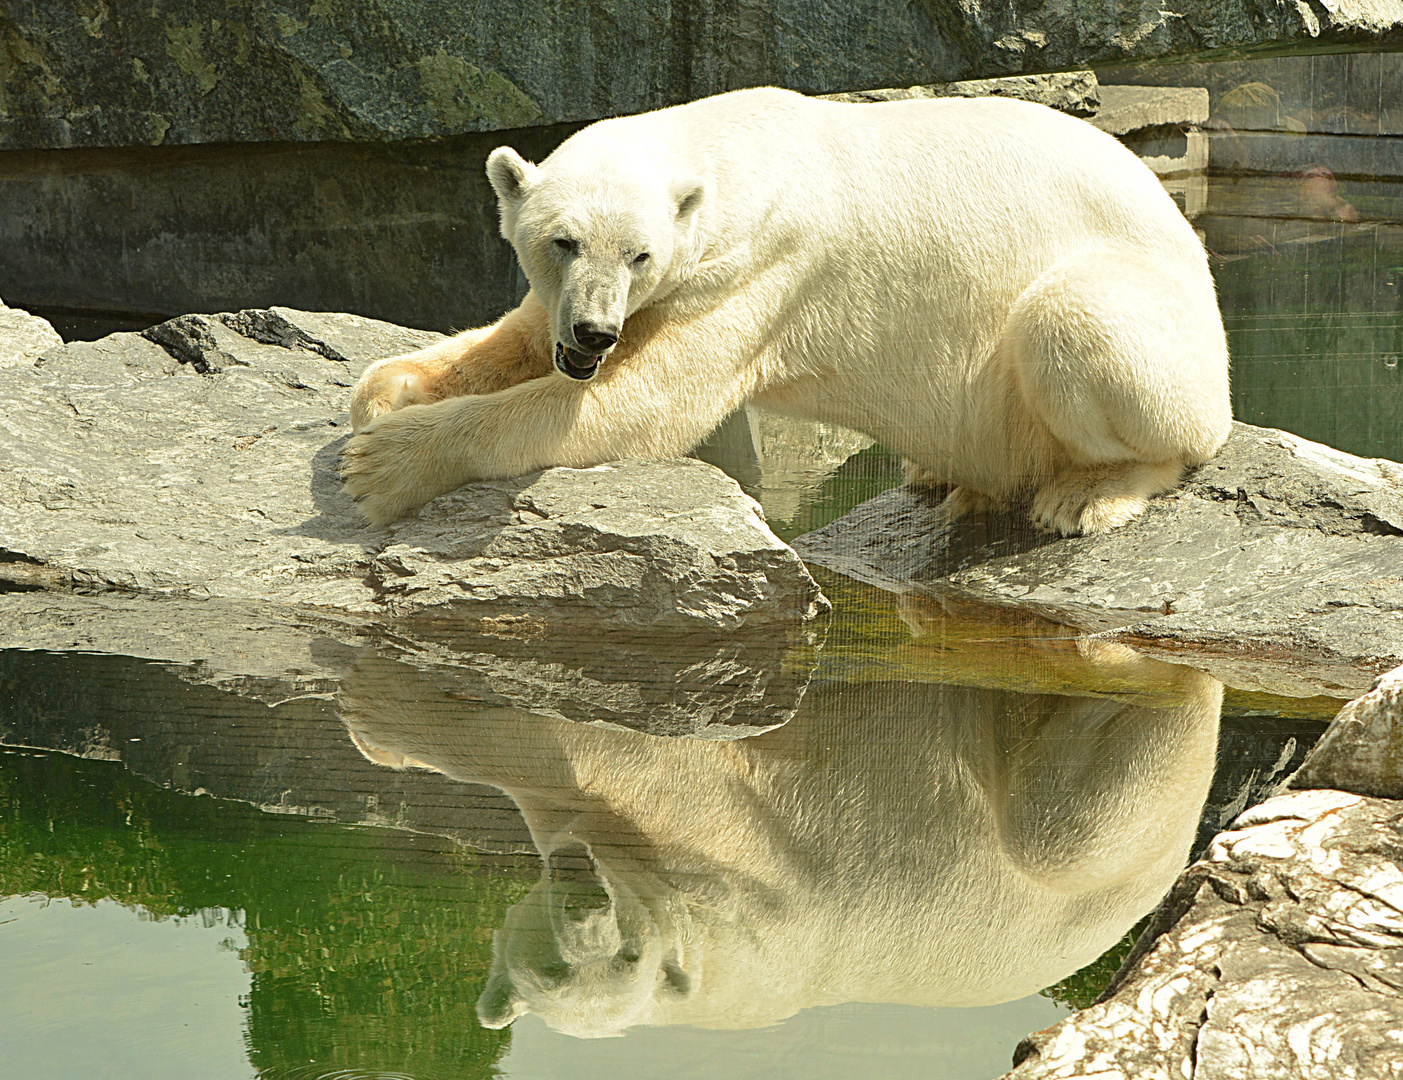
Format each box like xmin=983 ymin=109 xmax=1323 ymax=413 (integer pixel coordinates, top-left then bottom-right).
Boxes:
xmin=329 ymin=623 xmax=818 ymax=741
xmin=1190 ymin=712 xmax=1327 ymax=861
xmin=339 ymin=650 xmax=1222 ymax=1038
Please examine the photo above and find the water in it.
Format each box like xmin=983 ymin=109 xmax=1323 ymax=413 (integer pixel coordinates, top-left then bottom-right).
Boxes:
xmin=0 ymin=598 xmax=1330 ymax=1080
xmin=4 ymin=55 xmax=1400 ymax=1080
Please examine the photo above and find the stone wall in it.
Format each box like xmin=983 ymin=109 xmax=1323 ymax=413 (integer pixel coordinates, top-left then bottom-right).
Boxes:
xmin=1 ymin=2 xmax=1399 ymax=149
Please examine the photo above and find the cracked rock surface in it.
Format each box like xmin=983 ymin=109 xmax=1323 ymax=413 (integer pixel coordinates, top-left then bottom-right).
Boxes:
xmin=793 ymin=423 xmax=1403 ymax=699
xmin=0 ymin=304 xmax=827 ymax=709
xmin=1004 ymin=786 xmax=1403 ymax=1080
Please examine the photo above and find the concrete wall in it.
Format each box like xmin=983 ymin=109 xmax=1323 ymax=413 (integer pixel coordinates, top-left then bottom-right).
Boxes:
xmin=6 ymin=2 xmax=1401 ymax=333
xmin=0 ymin=124 xmax=577 ymax=333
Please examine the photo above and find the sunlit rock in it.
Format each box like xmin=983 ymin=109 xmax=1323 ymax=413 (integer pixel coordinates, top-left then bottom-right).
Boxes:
xmin=0 ymin=299 xmax=60 ymax=368
xmin=0 ymin=304 xmax=827 ymax=701
xmin=1290 ymin=664 xmax=1403 ymax=798
xmin=0 ymin=307 xmax=825 ymax=623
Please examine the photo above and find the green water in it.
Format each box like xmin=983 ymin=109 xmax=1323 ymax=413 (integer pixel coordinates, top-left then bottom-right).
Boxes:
xmin=1212 ymin=183 xmax=1403 ymax=462
xmin=0 ymin=588 xmax=1329 ymax=1080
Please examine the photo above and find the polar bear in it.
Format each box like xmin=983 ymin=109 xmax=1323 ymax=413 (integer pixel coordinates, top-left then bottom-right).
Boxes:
xmin=343 ymin=87 xmax=1231 ymax=534
xmin=338 ymin=645 xmax=1222 ymax=1038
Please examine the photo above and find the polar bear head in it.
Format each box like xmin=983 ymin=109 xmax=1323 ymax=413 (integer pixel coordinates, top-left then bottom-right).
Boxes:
xmin=486 ymin=144 xmax=707 ymax=381
xmin=475 ymin=841 xmax=696 ymax=1038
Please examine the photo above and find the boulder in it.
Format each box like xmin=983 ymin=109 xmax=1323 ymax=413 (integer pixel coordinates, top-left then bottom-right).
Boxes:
xmin=1290 ymin=664 xmax=1403 ymax=799
xmin=0 ymin=304 xmax=827 ymax=704
xmin=1004 ymin=787 xmax=1403 ymax=1080
xmin=792 ymin=423 xmax=1403 ymax=699
xmin=0 ymin=3 xmax=1399 ymax=149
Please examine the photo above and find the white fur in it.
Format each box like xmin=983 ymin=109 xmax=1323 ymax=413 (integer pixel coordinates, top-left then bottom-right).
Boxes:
xmin=340 ymin=652 xmax=1222 ymax=1038
xmin=343 ymin=88 xmax=1231 ymax=533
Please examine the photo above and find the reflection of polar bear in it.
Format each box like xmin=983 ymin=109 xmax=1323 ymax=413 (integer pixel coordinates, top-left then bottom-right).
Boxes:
xmin=340 ymin=649 xmax=1221 ymax=1039
xmin=343 ymin=87 xmax=1230 ymax=534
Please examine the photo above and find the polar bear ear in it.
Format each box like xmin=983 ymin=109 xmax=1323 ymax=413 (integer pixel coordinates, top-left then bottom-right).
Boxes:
xmin=477 ymin=969 xmax=528 ymax=1028
xmin=673 ymin=181 xmax=706 ymax=222
xmin=486 ymin=146 xmax=538 ymax=205
xmin=660 ymin=957 xmax=694 ymax=998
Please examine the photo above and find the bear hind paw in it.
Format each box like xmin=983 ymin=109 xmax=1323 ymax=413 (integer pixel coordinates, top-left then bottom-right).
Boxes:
xmin=1030 ymin=461 xmax=1183 ymax=537
xmin=942 ymin=486 xmax=997 ymax=520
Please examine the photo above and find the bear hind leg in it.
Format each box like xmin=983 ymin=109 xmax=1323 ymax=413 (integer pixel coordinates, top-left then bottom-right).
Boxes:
xmin=1007 ymin=250 xmax=1231 ymax=536
xmin=902 ymin=460 xmax=1000 ymax=520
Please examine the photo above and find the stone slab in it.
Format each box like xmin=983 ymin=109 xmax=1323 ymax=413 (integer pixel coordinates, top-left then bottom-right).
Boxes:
xmin=1089 ymin=84 xmax=1210 ymax=136
xmin=825 ymin=71 xmax=1099 ymax=116
xmin=792 ymin=423 xmax=1403 ymax=698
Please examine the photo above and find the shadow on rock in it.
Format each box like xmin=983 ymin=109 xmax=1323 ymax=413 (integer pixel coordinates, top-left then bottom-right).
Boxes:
xmin=285 ymin=430 xmax=366 ymax=541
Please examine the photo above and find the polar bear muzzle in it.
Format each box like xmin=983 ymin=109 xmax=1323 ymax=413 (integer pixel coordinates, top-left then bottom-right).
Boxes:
xmin=555 ymin=342 xmax=602 ymax=380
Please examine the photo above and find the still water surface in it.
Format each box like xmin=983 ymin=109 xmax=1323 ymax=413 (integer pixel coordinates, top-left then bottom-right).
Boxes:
xmin=3 ymin=71 xmax=1400 ymax=1080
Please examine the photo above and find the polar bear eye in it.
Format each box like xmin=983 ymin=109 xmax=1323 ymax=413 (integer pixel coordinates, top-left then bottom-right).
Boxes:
xmin=553 ymin=238 xmax=577 ymax=255
xmin=632 ymin=252 xmax=650 ymax=266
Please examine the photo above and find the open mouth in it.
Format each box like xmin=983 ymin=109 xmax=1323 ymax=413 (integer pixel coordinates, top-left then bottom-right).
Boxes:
xmin=555 ymin=342 xmax=602 ymax=381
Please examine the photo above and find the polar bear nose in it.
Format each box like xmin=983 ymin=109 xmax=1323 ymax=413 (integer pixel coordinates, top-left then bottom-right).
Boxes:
xmin=572 ymin=323 xmax=619 ymax=354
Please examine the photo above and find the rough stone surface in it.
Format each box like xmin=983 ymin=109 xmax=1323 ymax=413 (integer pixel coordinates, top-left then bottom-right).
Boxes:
xmin=0 ymin=306 xmax=826 ymax=644
xmin=0 ymin=300 xmax=61 ymax=367
xmin=792 ymin=423 xmax=1403 ymax=698
xmin=1291 ymin=665 xmax=1403 ymax=799
xmin=1 ymin=2 xmax=1401 ymax=150
xmin=1003 ymin=788 xmax=1403 ymax=1080
xmin=1089 ymin=84 xmax=1210 ymax=136
xmin=824 ymin=71 xmax=1100 ymax=116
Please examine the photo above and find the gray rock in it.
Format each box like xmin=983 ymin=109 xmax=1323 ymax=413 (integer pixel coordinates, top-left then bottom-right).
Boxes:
xmin=0 ymin=2 xmax=1399 ymax=150
xmin=824 ymin=71 xmax=1100 ymax=117
xmin=792 ymin=423 xmax=1403 ymax=698
xmin=1004 ymin=788 xmax=1403 ymax=1080
xmin=0 ymin=305 xmax=826 ymax=707
xmin=1290 ymin=664 xmax=1403 ymax=798
xmin=1089 ymin=84 xmax=1209 ymax=136
xmin=369 ymin=460 xmax=829 ymax=632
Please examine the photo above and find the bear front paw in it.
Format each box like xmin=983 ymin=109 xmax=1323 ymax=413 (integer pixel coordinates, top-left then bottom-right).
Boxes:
xmin=339 ymin=411 xmax=449 ymax=525
xmin=350 ymin=359 xmax=441 ymax=432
